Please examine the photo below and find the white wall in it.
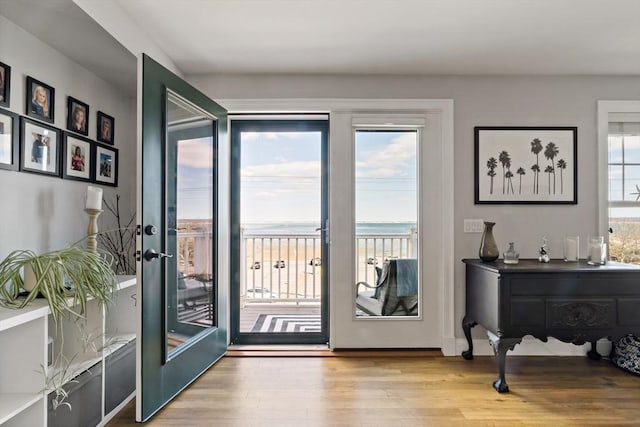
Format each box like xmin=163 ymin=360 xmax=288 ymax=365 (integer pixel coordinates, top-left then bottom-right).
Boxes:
xmin=0 ymin=14 xmax=136 ymax=259
xmin=188 ymin=72 xmax=640 ymax=339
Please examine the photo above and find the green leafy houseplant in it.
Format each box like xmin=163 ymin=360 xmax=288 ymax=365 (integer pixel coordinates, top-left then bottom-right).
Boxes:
xmin=0 ymin=237 xmax=120 ymax=413
xmin=0 ymin=243 xmax=118 ymax=323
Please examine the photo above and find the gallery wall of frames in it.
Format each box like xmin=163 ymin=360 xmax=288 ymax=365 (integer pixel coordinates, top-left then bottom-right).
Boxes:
xmin=0 ymin=60 xmax=118 ymax=187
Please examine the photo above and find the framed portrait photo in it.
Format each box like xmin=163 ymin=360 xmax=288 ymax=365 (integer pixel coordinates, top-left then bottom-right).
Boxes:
xmin=474 ymin=126 xmax=577 ymax=204
xmin=93 ymin=142 xmax=118 ymax=186
xmin=62 ymin=132 xmax=93 ymax=182
xmin=96 ymin=111 xmax=114 ymax=145
xmin=66 ymin=96 xmax=89 ymax=136
xmin=0 ymin=107 xmax=19 ymax=171
xmin=20 ymin=117 xmax=61 ymax=177
xmin=25 ymin=76 xmax=55 ymax=124
xmin=0 ymin=61 xmax=11 ymax=108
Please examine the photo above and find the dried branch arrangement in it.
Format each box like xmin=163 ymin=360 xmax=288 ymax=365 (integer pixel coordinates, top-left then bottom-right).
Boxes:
xmin=98 ymin=195 xmax=136 ymax=275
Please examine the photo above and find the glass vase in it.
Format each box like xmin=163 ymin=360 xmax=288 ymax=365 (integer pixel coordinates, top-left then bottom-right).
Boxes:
xmin=479 ymin=221 xmax=499 ymax=262
xmin=503 ymin=242 xmax=519 ymax=264
xmin=587 ymin=236 xmax=607 ymax=265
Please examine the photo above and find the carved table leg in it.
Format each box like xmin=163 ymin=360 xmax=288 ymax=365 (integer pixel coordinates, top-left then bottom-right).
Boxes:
xmin=461 ymin=315 xmax=477 ymax=360
xmin=488 ymin=334 xmax=521 ymax=393
xmin=587 ymin=340 xmax=602 ymax=361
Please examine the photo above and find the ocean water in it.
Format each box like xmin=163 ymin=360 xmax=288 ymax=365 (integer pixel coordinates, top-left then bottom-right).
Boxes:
xmin=243 ymin=222 xmax=416 ymax=235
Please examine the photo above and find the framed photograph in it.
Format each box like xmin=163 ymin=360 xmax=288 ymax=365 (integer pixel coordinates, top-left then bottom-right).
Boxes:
xmin=62 ymin=132 xmax=93 ymax=182
xmin=93 ymin=142 xmax=118 ymax=186
xmin=20 ymin=117 xmax=61 ymax=176
xmin=25 ymin=76 xmax=55 ymax=123
xmin=0 ymin=61 xmax=11 ymax=108
xmin=475 ymin=126 xmax=577 ymax=204
xmin=96 ymin=111 xmax=114 ymax=145
xmin=0 ymin=107 xmax=19 ymax=170
xmin=66 ymin=96 xmax=89 ymax=136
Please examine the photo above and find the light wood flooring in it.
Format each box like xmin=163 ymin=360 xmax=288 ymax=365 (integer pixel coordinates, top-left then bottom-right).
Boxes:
xmin=107 ymin=354 xmax=640 ymax=426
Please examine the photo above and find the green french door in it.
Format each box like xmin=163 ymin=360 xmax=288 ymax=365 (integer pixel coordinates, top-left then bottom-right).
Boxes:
xmin=138 ymin=54 xmax=227 ymax=421
xmin=230 ymin=118 xmax=329 ymax=345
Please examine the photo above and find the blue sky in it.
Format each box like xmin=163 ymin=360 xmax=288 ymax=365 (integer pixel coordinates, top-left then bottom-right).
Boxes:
xmin=175 ymin=130 xmax=418 ymax=223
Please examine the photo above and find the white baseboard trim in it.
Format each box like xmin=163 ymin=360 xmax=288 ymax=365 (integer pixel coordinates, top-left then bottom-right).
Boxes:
xmin=452 ymin=337 xmax=613 ymax=357
xmin=441 ymin=335 xmax=458 ymax=356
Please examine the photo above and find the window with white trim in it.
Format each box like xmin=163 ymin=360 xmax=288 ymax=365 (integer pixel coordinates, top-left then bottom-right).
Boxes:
xmin=608 ymin=117 xmax=640 ymax=263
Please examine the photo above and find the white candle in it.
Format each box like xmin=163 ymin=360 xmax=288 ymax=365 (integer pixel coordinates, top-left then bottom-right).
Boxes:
xmin=589 ymin=244 xmax=602 ymax=263
xmin=565 ymin=239 xmax=577 ymax=261
xmin=85 ymin=186 xmax=103 ymax=210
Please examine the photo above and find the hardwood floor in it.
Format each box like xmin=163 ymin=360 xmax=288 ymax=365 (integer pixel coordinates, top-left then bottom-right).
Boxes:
xmin=107 ymin=355 xmax=640 ymax=426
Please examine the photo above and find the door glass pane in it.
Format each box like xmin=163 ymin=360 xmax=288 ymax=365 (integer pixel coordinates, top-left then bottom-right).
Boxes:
xmin=166 ymin=90 xmax=217 ymax=356
xmin=238 ymin=128 xmax=323 ymax=334
xmin=354 ymin=130 xmax=419 ymax=317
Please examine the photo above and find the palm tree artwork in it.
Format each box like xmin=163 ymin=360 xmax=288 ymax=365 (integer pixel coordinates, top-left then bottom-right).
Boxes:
xmin=530 ymin=164 xmax=540 ymax=193
xmin=544 ymin=142 xmax=559 ymax=194
xmin=498 ymin=151 xmax=514 ymax=194
xmin=478 ymin=128 xmax=574 ymax=202
xmin=556 ymin=159 xmax=567 ymax=194
xmin=486 ymin=157 xmax=498 ymax=194
xmin=544 ymin=165 xmax=554 ymax=193
xmin=516 ymin=167 xmax=526 ymax=194
xmin=530 ymin=138 xmax=543 ymax=194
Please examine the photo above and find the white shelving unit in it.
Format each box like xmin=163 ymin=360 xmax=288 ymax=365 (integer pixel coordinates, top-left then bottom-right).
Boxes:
xmin=0 ymin=300 xmax=49 ymax=427
xmin=0 ymin=275 xmax=136 ymax=426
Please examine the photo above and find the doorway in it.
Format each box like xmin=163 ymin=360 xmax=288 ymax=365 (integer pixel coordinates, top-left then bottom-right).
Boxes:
xmin=230 ymin=117 xmax=329 ymax=344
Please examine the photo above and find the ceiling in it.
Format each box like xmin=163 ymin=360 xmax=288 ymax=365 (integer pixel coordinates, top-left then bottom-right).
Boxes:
xmin=2 ymin=0 xmax=640 ymax=93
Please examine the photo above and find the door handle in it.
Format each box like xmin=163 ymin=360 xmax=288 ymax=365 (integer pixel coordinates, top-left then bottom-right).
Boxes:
xmin=315 ymin=219 xmax=329 ymax=244
xmin=143 ymin=249 xmax=174 ymax=262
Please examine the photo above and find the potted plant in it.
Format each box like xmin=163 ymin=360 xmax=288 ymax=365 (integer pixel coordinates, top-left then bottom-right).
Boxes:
xmin=0 ymin=241 xmax=117 ymax=323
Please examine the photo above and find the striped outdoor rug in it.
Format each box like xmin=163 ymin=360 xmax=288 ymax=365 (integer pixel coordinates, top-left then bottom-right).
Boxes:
xmin=178 ymin=306 xmax=213 ymax=327
xmin=251 ymin=314 xmax=321 ymax=333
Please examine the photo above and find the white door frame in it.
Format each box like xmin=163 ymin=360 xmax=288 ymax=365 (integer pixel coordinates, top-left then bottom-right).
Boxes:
xmin=219 ymin=99 xmax=455 ymax=355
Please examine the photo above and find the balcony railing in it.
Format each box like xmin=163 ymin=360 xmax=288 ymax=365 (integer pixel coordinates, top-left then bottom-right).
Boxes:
xmin=177 ymin=227 xmax=417 ymax=305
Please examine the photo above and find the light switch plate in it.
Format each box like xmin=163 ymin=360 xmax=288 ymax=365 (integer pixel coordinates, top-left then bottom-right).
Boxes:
xmin=464 ymin=219 xmax=484 ymax=233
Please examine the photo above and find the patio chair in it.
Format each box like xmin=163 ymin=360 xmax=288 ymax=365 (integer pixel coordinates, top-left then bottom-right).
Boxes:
xmin=355 ymin=258 xmax=418 ymax=316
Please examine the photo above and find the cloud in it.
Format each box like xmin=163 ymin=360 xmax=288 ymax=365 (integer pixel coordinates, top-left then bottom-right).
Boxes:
xmin=357 ymin=133 xmax=416 ymax=178
xmin=242 ymin=160 xmax=320 ymax=178
xmin=241 ymin=132 xmax=278 ymax=141
xmin=177 ymin=138 xmax=213 ymax=168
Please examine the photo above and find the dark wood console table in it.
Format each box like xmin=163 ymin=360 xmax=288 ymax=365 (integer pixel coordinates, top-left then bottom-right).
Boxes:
xmin=462 ymin=259 xmax=640 ymax=392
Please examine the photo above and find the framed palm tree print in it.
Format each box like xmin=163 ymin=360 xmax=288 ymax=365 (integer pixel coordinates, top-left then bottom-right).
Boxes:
xmin=474 ymin=126 xmax=577 ymax=204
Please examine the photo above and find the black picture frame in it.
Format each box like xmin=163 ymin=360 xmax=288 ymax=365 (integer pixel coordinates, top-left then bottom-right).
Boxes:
xmin=96 ymin=111 xmax=114 ymax=145
xmin=66 ymin=96 xmax=89 ymax=136
xmin=93 ymin=142 xmax=118 ymax=186
xmin=20 ymin=117 xmax=61 ymax=177
xmin=0 ymin=61 xmax=11 ymax=108
xmin=62 ymin=132 xmax=93 ymax=182
xmin=474 ymin=126 xmax=578 ymax=204
xmin=0 ymin=107 xmax=19 ymax=171
xmin=25 ymin=76 xmax=55 ymax=124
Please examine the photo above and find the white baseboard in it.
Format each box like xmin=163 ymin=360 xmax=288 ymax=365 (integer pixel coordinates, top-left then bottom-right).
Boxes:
xmin=451 ymin=337 xmax=613 ymax=357
xmin=440 ymin=335 xmax=458 ymax=356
